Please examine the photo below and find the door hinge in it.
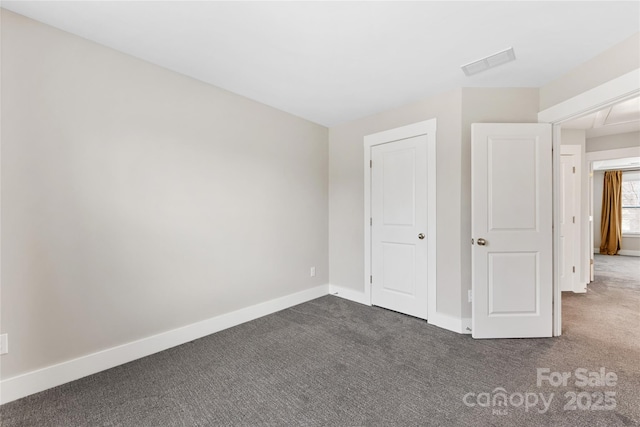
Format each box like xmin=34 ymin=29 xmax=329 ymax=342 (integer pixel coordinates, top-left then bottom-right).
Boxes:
xmin=370 ymin=275 xmax=373 ymax=284
xmin=573 ymin=166 xmax=576 ymax=173
xmin=370 ymin=217 xmax=372 ymax=226
xmin=572 ymin=216 xmax=575 ymax=224
xmin=572 ymin=266 xmax=576 ymax=273
xmin=590 ymin=258 xmax=594 ymax=265
xmin=370 ymin=160 xmax=372 ymax=168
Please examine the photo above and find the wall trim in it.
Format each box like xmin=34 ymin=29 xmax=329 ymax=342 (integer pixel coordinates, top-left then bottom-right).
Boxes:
xmin=428 ymin=312 xmax=463 ymax=334
xmin=552 ymin=124 xmax=563 ymax=337
xmin=586 ymin=146 xmax=640 ymax=161
xmin=574 ymin=282 xmax=587 ymax=294
xmin=617 ymin=250 xmax=640 ymax=257
xmin=461 ymin=318 xmax=472 ymax=335
xmin=0 ymin=285 xmax=329 ymax=405
xmin=594 ymin=249 xmax=640 ymax=257
xmin=328 ymin=285 xmax=370 ymax=306
xmin=538 ymin=68 xmax=640 ymax=124
xmin=330 ymin=285 xmax=468 ymax=335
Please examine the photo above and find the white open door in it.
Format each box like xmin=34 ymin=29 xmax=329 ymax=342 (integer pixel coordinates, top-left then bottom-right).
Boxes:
xmin=559 ymin=147 xmax=578 ymax=292
xmin=472 ymin=123 xmax=552 ymax=338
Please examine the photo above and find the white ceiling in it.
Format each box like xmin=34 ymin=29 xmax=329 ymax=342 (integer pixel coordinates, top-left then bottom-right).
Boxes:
xmin=563 ymin=96 xmax=640 ymax=138
xmin=2 ymin=1 xmax=639 ymax=126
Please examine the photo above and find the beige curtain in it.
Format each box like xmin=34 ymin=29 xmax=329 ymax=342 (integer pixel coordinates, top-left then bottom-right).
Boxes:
xmin=600 ymin=170 xmax=623 ymax=255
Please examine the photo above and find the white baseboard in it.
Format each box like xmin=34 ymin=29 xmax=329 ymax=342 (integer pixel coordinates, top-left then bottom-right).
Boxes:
xmin=428 ymin=312 xmax=464 ymax=334
xmin=574 ymin=282 xmax=588 ymax=293
xmin=619 ymin=249 xmax=640 ymax=257
xmin=461 ymin=318 xmax=472 ymax=334
xmin=594 ymin=248 xmax=640 ymax=257
xmin=329 ymin=285 xmax=466 ymax=335
xmin=328 ymin=285 xmax=370 ymax=306
xmin=0 ymin=285 xmax=329 ymax=405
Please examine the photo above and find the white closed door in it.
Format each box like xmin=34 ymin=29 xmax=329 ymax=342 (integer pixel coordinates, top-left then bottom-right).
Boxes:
xmin=472 ymin=123 xmax=552 ymax=338
xmin=371 ymin=135 xmax=428 ymax=319
xmin=559 ymin=153 xmax=577 ymax=292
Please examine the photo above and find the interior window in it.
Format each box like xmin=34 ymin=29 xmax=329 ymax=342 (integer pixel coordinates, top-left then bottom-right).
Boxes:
xmin=622 ymin=170 xmax=640 ymax=235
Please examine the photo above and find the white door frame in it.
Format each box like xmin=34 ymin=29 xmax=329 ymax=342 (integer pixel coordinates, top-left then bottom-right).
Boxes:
xmin=364 ymin=119 xmax=437 ymax=318
xmin=538 ymin=68 xmax=640 ymax=336
xmin=559 ymin=144 xmax=583 ymax=293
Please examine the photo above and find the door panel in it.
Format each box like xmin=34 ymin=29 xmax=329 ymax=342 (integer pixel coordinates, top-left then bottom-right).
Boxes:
xmin=489 ymin=138 xmax=537 ymax=230
xmin=382 ymin=243 xmax=415 ymax=295
xmin=371 ymin=135 xmax=428 ymax=319
xmin=488 ymin=252 xmax=538 ymax=314
xmin=472 ymin=123 xmax=552 ymax=338
xmin=382 ymin=149 xmax=416 ymax=225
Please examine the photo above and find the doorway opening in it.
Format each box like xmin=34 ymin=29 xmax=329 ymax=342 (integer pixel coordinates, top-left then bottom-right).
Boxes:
xmin=540 ymin=73 xmax=640 ymax=335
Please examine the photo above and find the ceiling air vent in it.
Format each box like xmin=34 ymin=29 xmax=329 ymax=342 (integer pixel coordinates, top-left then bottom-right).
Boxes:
xmin=461 ymin=47 xmax=516 ymax=76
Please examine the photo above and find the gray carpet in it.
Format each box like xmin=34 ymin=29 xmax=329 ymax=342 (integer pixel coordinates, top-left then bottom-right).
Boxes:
xmin=1 ymin=255 xmax=639 ymax=426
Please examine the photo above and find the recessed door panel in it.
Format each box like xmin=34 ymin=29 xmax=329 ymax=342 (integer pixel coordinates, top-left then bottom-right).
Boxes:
xmin=488 ymin=252 xmax=538 ymax=315
xmin=382 ymin=242 xmax=415 ymax=295
xmin=382 ymin=148 xmax=416 ymax=226
xmin=488 ymin=137 xmax=537 ymax=231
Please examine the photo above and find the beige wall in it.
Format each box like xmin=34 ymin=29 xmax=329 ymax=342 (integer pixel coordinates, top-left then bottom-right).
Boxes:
xmin=540 ymin=32 xmax=640 ymax=111
xmin=1 ymin=11 xmax=329 ymax=379
xmin=587 ymin=132 xmax=640 ymax=152
xmin=460 ymin=88 xmax=540 ymax=318
xmin=329 ymin=89 xmax=463 ymax=318
xmin=562 ymin=129 xmax=587 ymax=146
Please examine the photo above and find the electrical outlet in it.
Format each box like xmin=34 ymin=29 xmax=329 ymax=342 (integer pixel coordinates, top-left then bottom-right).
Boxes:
xmin=468 ymin=290 xmax=473 ymax=303
xmin=310 ymin=267 xmax=316 ymax=277
xmin=0 ymin=334 xmax=8 ymax=355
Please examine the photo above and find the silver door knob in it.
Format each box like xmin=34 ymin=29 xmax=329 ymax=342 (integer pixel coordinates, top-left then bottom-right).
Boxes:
xmin=418 ymin=233 xmax=425 ymax=240
xmin=477 ymin=238 xmax=487 ymax=246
